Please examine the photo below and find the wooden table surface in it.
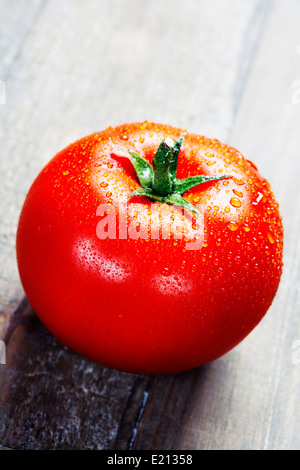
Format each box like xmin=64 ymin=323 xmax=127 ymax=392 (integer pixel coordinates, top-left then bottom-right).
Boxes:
xmin=1 ymin=0 xmax=300 ymax=450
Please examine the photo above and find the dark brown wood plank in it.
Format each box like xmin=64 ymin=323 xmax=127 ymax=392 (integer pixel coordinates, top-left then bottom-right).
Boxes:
xmin=0 ymin=445 xmax=11 ymax=450
xmin=0 ymin=298 xmax=145 ymax=450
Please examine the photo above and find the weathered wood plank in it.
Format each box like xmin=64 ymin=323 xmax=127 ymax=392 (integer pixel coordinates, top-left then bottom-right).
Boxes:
xmin=0 ymin=298 xmax=144 ymax=450
xmin=0 ymin=0 xmax=47 ymax=78
xmin=0 ymin=0 xmax=48 ymax=334
xmin=0 ymin=444 xmax=11 ymax=450
xmin=133 ymin=0 xmax=300 ymax=450
xmin=229 ymin=0 xmax=300 ymax=451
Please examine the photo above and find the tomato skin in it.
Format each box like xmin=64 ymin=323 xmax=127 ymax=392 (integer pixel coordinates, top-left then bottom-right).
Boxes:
xmin=16 ymin=122 xmax=284 ymax=375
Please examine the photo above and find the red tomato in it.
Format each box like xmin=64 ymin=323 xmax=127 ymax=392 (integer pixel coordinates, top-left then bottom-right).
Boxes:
xmin=16 ymin=122 xmax=283 ymax=375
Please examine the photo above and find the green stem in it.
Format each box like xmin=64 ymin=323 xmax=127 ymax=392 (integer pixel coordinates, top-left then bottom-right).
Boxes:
xmin=117 ymin=134 xmax=231 ymax=216
xmin=152 ymin=138 xmax=174 ymax=196
xmin=169 ymin=133 xmax=185 ymax=183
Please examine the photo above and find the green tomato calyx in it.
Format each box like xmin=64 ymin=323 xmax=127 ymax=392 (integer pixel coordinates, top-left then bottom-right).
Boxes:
xmin=115 ymin=134 xmax=229 ymax=216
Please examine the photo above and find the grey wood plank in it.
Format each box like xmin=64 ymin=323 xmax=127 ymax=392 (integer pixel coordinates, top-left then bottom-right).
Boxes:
xmin=134 ymin=0 xmax=300 ymax=450
xmin=0 ymin=0 xmax=48 ymax=329
xmin=229 ymin=0 xmax=300 ymax=450
xmin=0 ymin=0 xmax=47 ymax=78
xmin=0 ymin=298 xmax=148 ymax=450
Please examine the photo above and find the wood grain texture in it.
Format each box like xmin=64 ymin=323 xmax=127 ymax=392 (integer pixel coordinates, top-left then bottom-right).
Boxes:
xmin=1 ymin=0 xmax=299 ymax=450
xmin=0 ymin=298 xmax=143 ymax=450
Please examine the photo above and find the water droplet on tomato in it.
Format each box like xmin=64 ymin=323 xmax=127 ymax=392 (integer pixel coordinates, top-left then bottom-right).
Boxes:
xmin=232 ymin=177 xmax=245 ymax=186
xmin=267 ymin=232 xmax=275 ymax=244
xmin=230 ymin=197 xmax=242 ymax=208
xmin=228 ymin=221 xmax=239 ymax=231
xmin=233 ymin=189 xmax=243 ymax=198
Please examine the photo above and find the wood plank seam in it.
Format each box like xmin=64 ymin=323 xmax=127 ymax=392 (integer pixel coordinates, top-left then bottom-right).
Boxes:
xmin=228 ymin=0 xmax=274 ymax=142
xmin=115 ymin=375 xmax=154 ymax=450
